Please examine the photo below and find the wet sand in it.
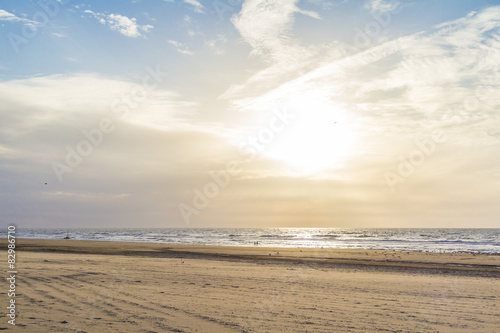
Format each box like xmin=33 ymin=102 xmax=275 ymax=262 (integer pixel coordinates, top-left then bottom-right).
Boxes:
xmin=2 ymin=238 xmax=499 ymax=332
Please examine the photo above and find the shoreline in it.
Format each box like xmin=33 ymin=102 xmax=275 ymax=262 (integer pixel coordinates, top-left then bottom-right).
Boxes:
xmin=8 ymin=228 xmax=499 ymax=255
xmin=8 ymin=235 xmax=500 ymax=254
xmin=5 ymin=238 xmax=500 ymax=277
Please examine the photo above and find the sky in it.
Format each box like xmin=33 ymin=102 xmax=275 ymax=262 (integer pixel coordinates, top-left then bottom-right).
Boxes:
xmin=0 ymin=0 xmax=499 ymax=228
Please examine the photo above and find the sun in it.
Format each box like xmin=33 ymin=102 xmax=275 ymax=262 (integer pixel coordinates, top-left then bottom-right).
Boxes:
xmin=264 ymin=97 xmax=357 ymax=174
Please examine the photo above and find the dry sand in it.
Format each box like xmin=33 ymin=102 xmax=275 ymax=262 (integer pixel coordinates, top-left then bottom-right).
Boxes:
xmin=1 ymin=239 xmax=499 ymax=332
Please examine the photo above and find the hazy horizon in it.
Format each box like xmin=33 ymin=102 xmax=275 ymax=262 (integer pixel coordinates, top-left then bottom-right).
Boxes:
xmin=9 ymin=226 xmax=500 ymax=230
xmin=1 ymin=0 xmax=499 ymax=229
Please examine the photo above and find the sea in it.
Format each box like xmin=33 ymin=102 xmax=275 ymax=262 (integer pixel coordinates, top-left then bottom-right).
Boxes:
xmin=2 ymin=228 xmax=500 ymax=254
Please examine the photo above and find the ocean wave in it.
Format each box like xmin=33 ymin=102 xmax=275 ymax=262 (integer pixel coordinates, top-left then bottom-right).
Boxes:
xmin=3 ymin=228 xmax=499 ymax=254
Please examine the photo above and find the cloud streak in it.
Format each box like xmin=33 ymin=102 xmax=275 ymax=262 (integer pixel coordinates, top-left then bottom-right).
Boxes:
xmin=183 ymin=0 xmax=205 ymax=13
xmin=227 ymin=4 xmax=500 ymax=143
xmin=365 ymin=0 xmax=401 ymax=13
xmin=84 ymin=10 xmax=153 ymax=38
xmin=231 ymin=0 xmax=319 ymax=63
xmin=167 ymin=39 xmax=194 ymax=55
xmin=0 ymin=9 xmax=37 ymax=27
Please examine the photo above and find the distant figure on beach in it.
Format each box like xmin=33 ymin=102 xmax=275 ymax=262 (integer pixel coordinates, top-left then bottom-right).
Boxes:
xmin=254 ymin=241 xmax=260 ymax=246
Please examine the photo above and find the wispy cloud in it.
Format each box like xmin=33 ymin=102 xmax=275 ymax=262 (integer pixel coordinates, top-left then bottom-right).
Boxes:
xmin=205 ymin=34 xmax=227 ymax=55
xmin=355 ymin=7 xmax=500 ymax=124
xmin=167 ymin=39 xmax=194 ymax=55
xmin=52 ymin=32 xmax=67 ymax=38
xmin=0 ymin=73 xmax=197 ymax=130
xmin=64 ymin=57 xmax=79 ymax=63
xmin=0 ymin=9 xmax=37 ymax=27
xmin=225 ymin=4 xmax=500 ymax=151
xmin=44 ymin=191 xmax=130 ymax=200
xmin=83 ymin=10 xmax=153 ymax=38
xmin=183 ymin=0 xmax=205 ymax=13
xmin=222 ymin=0 xmax=333 ymax=99
xmin=163 ymin=0 xmax=205 ymax=13
xmin=231 ymin=0 xmax=320 ymax=63
xmin=364 ymin=0 xmax=401 ymax=12
xmin=221 ymin=0 xmax=379 ymax=102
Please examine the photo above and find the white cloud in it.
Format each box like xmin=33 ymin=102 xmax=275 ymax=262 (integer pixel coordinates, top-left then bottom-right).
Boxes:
xmin=365 ymin=0 xmax=401 ymax=13
xmin=222 ymin=0 xmax=349 ymax=100
xmin=225 ymin=5 xmax=500 ymax=151
xmin=167 ymin=39 xmax=194 ymax=55
xmin=0 ymin=9 xmax=37 ymax=27
xmin=205 ymin=34 xmax=227 ymax=55
xmin=0 ymin=73 xmax=199 ymax=130
xmin=0 ymin=9 xmax=21 ymax=22
xmin=84 ymin=10 xmax=153 ymax=38
xmin=183 ymin=0 xmax=205 ymax=13
xmin=232 ymin=0 xmax=320 ymax=63
xmin=0 ymin=73 xmax=134 ymax=115
xmin=107 ymin=13 xmax=153 ymax=37
xmin=52 ymin=32 xmax=67 ymax=38
xmin=297 ymin=8 xmax=322 ymax=19
xmin=0 ymin=144 xmax=19 ymax=158
xmin=1 ymin=74 xmax=207 ymax=133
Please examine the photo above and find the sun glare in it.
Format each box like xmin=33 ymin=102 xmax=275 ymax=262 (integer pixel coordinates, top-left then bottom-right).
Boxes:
xmin=265 ymin=97 xmax=357 ymax=174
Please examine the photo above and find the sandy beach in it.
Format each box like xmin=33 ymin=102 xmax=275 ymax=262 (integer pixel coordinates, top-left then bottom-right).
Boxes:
xmin=2 ymin=239 xmax=499 ymax=332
